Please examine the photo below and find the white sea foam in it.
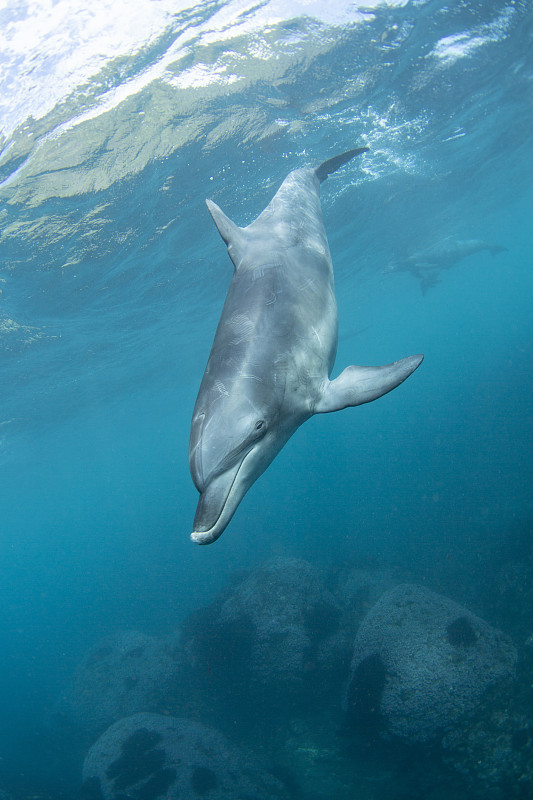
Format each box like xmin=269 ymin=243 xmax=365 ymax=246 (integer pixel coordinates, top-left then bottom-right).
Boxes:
xmin=431 ymin=4 xmax=515 ymax=65
xmin=0 ymin=0 xmax=409 ymax=141
xmin=0 ymin=0 xmax=191 ymax=140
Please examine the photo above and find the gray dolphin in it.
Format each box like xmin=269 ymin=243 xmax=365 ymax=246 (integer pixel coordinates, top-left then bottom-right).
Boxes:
xmin=386 ymin=238 xmax=508 ymax=295
xmin=189 ymin=149 xmax=423 ymax=544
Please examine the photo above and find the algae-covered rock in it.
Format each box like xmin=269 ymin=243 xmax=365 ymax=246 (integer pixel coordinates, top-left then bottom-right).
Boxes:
xmin=345 ymin=583 xmax=517 ymax=743
xmin=81 ymin=711 xmax=289 ymax=800
xmin=64 ymin=630 xmax=182 ymax=739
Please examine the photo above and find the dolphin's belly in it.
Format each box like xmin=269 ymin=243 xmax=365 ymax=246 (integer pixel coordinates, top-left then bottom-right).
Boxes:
xmin=202 ymin=251 xmax=337 ymax=416
xmin=198 ymin=171 xmax=338 ymax=425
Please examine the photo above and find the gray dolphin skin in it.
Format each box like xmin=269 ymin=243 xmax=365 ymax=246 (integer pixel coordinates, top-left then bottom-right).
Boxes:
xmin=189 ymin=149 xmax=424 ymax=544
xmin=386 ymin=238 xmax=508 ymax=295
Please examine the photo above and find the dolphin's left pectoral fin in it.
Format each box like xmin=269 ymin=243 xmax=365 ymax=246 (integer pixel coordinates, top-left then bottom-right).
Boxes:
xmin=206 ymin=199 xmax=245 ymax=270
xmin=316 ymin=354 xmax=424 ymax=413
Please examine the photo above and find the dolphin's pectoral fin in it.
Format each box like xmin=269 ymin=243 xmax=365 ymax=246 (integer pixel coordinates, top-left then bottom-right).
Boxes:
xmin=316 ymin=354 xmax=424 ymax=413
xmin=206 ymin=199 xmax=239 ymax=245
xmin=206 ymin=199 xmax=244 ymax=269
xmin=420 ymin=272 xmax=440 ymax=295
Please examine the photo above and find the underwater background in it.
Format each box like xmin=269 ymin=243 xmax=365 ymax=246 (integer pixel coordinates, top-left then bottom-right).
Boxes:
xmin=0 ymin=0 xmax=532 ymax=798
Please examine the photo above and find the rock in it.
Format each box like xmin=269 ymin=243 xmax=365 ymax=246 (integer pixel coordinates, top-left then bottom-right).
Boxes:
xmin=478 ymin=523 xmax=533 ymax=643
xmin=345 ymin=583 xmax=517 ymax=743
xmin=442 ymin=684 xmax=533 ymax=798
xmin=181 ymin=557 xmax=343 ymax=718
xmin=81 ymin=712 xmax=289 ymax=800
xmin=63 ymin=630 xmax=182 ymax=739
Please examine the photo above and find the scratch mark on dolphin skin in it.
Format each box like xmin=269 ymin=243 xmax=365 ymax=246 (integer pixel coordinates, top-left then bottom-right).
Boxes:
xmin=311 ymin=326 xmax=322 ymax=347
xmin=213 ymin=379 xmax=229 ymax=396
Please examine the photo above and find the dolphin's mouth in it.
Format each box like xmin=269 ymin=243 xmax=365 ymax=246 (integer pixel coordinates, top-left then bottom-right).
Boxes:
xmin=190 ymin=450 xmax=251 ymax=545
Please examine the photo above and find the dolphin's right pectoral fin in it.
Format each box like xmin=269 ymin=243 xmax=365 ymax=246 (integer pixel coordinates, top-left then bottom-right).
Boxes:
xmin=316 ymin=354 xmax=424 ymax=413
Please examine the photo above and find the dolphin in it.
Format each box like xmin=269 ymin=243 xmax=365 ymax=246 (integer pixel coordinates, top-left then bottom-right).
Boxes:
xmin=189 ymin=149 xmax=423 ymax=544
xmin=385 ymin=238 xmax=508 ymax=295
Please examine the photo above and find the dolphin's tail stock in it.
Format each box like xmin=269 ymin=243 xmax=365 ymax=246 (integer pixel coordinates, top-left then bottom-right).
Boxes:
xmin=315 ymin=147 xmax=369 ymax=183
xmin=489 ymin=244 xmax=508 ymax=256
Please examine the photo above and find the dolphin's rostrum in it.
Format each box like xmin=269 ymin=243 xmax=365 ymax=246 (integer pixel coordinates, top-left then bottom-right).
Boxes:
xmin=189 ymin=149 xmax=423 ymax=544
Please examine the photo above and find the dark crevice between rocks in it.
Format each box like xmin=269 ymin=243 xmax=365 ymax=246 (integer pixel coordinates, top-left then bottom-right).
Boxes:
xmin=106 ymin=728 xmax=165 ymax=791
xmin=342 ymin=653 xmax=387 ymax=741
xmin=191 ymin=764 xmax=218 ymax=794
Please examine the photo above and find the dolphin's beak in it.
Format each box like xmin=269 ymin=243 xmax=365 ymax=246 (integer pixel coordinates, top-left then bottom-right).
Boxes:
xmin=190 ymin=459 xmax=245 ymax=545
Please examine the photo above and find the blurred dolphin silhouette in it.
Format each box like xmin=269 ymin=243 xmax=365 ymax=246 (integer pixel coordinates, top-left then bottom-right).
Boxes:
xmin=189 ymin=149 xmax=423 ymax=544
xmin=386 ymin=238 xmax=508 ymax=295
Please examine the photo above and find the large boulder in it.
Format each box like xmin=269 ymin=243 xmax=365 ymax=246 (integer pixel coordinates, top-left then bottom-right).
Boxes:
xmin=181 ymin=557 xmax=343 ymax=718
xmin=345 ymin=583 xmax=517 ymax=743
xmin=478 ymin=523 xmax=533 ymax=643
xmin=62 ymin=631 xmax=182 ymax=739
xmin=81 ymin=712 xmax=289 ymax=800
xmin=441 ymin=685 xmax=533 ymax=799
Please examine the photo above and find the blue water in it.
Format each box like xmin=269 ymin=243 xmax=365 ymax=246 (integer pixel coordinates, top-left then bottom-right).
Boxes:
xmin=0 ymin=0 xmax=532 ymax=797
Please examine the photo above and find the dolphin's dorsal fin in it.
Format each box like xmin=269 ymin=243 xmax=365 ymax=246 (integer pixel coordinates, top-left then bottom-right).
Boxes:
xmin=315 ymin=354 xmax=423 ymax=413
xmin=315 ymin=147 xmax=369 ymax=183
xmin=206 ymin=199 xmax=245 ymax=270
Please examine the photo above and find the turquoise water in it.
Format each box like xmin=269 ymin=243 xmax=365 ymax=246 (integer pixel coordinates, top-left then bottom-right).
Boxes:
xmin=0 ymin=0 xmax=532 ymax=797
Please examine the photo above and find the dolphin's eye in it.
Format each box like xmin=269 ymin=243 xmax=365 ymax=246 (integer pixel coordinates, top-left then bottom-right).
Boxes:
xmin=254 ymin=419 xmax=266 ymax=435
